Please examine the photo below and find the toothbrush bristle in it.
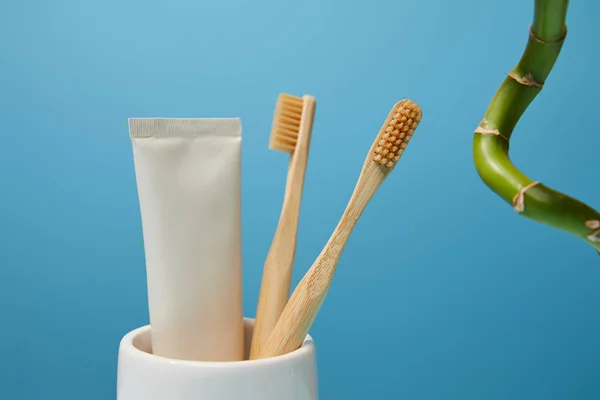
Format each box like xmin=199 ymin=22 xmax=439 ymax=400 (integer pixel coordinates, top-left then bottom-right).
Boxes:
xmin=373 ymin=99 xmax=422 ymax=168
xmin=270 ymin=93 xmax=304 ymax=153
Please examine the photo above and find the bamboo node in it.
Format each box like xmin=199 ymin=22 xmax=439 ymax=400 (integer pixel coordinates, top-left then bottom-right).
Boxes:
xmin=529 ymin=25 xmax=567 ymax=44
xmin=474 ymin=121 xmax=509 ymax=141
xmin=512 ymin=181 xmax=540 ymax=213
xmin=588 ymin=229 xmax=600 ymax=243
xmin=585 ymin=220 xmax=600 ymax=230
xmin=508 ymin=71 xmax=543 ymax=88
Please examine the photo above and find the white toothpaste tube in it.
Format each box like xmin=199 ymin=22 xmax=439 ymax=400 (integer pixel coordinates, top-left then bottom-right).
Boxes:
xmin=128 ymin=118 xmax=244 ymax=362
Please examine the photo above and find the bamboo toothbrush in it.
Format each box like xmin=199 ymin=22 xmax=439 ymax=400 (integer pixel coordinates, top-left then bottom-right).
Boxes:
xmin=257 ymin=99 xmax=423 ymax=359
xmin=249 ymin=93 xmax=317 ymax=359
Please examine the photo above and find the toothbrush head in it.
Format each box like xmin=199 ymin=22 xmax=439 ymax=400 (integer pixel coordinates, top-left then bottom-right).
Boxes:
xmin=270 ymin=93 xmax=308 ymax=154
xmin=373 ymin=99 xmax=422 ymax=169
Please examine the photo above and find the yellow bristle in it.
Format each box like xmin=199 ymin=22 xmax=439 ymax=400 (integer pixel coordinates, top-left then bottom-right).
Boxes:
xmin=373 ymin=99 xmax=422 ymax=168
xmin=270 ymin=93 xmax=304 ymax=153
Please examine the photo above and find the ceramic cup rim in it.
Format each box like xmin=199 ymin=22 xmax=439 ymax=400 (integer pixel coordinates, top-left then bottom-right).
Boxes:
xmin=118 ymin=317 xmax=315 ymax=369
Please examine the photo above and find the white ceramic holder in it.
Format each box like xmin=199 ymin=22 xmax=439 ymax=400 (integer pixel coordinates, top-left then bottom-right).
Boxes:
xmin=116 ymin=318 xmax=318 ymax=400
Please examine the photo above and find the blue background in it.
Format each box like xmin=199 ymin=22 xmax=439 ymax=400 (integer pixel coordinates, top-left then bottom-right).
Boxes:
xmin=2 ymin=0 xmax=600 ymax=398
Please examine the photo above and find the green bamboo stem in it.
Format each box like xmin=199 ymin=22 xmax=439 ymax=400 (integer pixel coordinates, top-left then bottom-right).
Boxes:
xmin=472 ymin=0 xmax=600 ymax=253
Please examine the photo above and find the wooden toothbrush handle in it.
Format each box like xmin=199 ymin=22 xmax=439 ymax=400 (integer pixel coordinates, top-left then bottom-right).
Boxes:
xmin=259 ymin=204 xmax=363 ymax=358
xmin=250 ymin=227 xmax=298 ymax=359
xmin=250 ymin=97 xmax=316 ymax=359
xmin=258 ymin=98 xmax=422 ymax=358
xmin=258 ymin=214 xmax=357 ymax=358
xmin=258 ymin=163 xmax=387 ymax=358
xmin=258 ymin=246 xmax=337 ymax=358
xmin=250 ymin=117 xmax=314 ymax=359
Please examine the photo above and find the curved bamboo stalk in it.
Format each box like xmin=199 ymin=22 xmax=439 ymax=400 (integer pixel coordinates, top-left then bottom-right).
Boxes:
xmin=472 ymin=0 xmax=600 ymax=253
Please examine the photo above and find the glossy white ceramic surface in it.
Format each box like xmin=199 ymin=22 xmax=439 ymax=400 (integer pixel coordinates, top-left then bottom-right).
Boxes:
xmin=116 ymin=318 xmax=318 ymax=400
